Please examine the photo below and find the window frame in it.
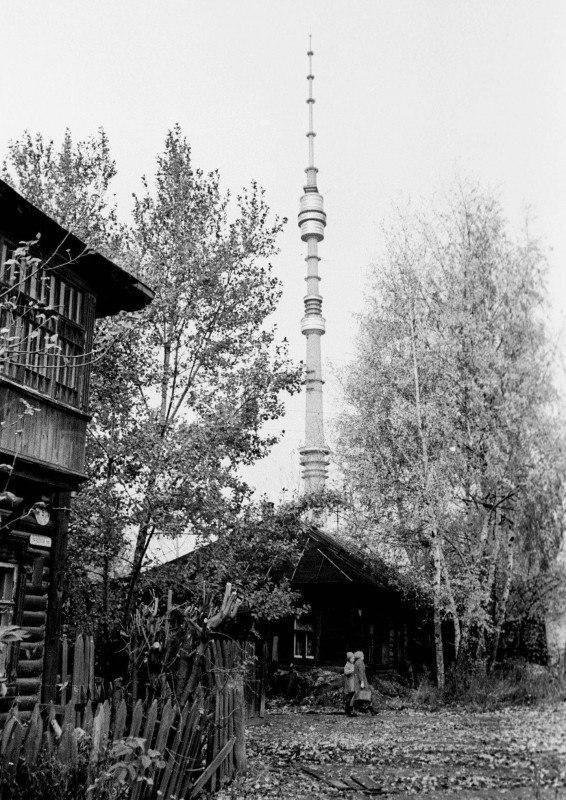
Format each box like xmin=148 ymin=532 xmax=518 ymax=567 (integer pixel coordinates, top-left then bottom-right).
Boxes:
xmin=293 ymin=618 xmax=315 ymax=662
xmin=0 ymin=562 xmax=18 ymax=680
xmin=0 ymin=235 xmax=91 ymax=409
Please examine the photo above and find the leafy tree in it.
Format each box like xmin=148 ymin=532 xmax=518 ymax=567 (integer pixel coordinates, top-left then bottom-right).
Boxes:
xmin=118 ymin=125 xmax=300 ymax=617
xmin=3 ymin=125 xmax=300 ymax=633
xmin=339 ymin=185 xmax=565 ymax=688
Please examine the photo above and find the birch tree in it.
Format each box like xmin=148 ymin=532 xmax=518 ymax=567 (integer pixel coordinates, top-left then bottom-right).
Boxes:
xmin=339 ymin=185 xmax=565 ymax=687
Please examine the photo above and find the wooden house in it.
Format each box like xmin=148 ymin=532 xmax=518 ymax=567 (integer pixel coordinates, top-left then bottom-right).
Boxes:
xmin=0 ymin=178 xmax=153 ymax=714
xmin=270 ymin=528 xmax=433 ymax=678
xmin=146 ymin=525 xmax=434 ymax=686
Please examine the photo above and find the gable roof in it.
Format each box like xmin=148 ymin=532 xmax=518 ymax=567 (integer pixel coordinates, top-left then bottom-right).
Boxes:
xmin=292 ymin=527 xmax=422 ymax=599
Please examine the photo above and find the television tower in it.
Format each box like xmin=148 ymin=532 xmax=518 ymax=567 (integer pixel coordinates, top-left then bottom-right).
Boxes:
xmin=298 ymin=39 xmax=329 ymax=493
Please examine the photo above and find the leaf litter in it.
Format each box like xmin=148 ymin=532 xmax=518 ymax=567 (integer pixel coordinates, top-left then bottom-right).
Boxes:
xmin=215 ymin=704 xmax=566 ymax=799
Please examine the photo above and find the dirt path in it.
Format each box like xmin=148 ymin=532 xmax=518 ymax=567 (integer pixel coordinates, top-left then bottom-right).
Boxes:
xmin=219 ymin=704 xmax=566 ymax=799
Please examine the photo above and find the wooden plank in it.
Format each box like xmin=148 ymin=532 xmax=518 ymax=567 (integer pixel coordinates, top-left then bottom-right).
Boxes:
xmin=129 ymin=699 xmax=144 ymax=738
xmin=4 ymin=719 xmax=24 ymax=770
xmin=189 ymin=737 xmax=235 ymax=799
xmin=83 ymin=635 xmax=91 ymax=701
xmin=180 ymin=642 xmax=205 ymax=706
xmin=57 ymin=722 xmax=78 ymax=766
xmin=72 ymin=634 xmax=84 ymax=705
xmin=212 ymin=639 xmax=224 ymax=690
xmin=88 ymin=635 xmax=95 ymax=699
xmin=151 ymin=701 xmax=177 ymax=799
xmin=99 ymin=700 xmax=110 ymax=755
xmin=60 ymin=634 xmax=68 ymax=708
xmin=63 ymin=686 xmax=76 ymax=727
xmin=154 ymin=700 xmax=175 ymax=755
xmin=167 ymin=696 xmax=203 ymax=800
xmin=1 ymin=712 xmax=19 ymax=757
xmin=141 ymin=699 xmax=158 ymax=751
xmin=22 ymin=704 xmax=42 ymax=765
xmin=89 ymin=700 xmax=110 ymax=766
xmin=210 ymin=690 xmax=221 ymax=792
xmin=130 ymin=700 xmax=160 ymax=800
xmin=301 ymin=766 xmax=352 ymax=790
xmin=113 ymin=699 xmax=127 ymax=740
xmin=177 ymin=689 xmax=205 ymax=800
xmin=83 ymin=699 xmax=94 ymax=733
xmin=165 ymin=589 xmax=173 ymax=642
xmin=226 ymin=684 xmax=235 ymax=779
xmin=233 ymin=672 xmax=246 ymax=774
xmin=349 ymin=773 xmax=384 ymax=792
xmin=155 ymin=702 xmax=189 ymax=800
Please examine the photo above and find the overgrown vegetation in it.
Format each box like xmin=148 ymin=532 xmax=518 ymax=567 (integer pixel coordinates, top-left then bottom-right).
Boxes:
xmin=0 ymin=736 xmax=162 ymax=800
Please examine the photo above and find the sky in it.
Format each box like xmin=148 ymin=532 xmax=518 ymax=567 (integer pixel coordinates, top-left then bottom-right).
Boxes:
xmin=1 ymin=1 xmax=565 ymax=560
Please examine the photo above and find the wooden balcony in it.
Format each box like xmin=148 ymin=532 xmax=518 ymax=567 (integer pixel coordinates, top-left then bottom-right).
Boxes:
xmin=0 ymin=377 xmax=89 ymax=483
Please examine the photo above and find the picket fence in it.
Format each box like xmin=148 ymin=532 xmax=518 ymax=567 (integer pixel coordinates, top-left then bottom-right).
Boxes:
xmin=0 ymin=634 xmax=245 ymax=799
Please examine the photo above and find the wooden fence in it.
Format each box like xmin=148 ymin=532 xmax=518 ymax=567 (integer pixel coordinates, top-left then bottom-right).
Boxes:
xmin=0 ymin=634 xmax=246 ymax=799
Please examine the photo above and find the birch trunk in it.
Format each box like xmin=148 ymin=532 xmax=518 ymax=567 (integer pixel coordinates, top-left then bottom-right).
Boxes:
xmin=489 ymin=529 xmax=514 ymax=670
xmin=441 ymin=556 xmax=461 ymax=660
xmin=409 ymin=305 xmax=446 ymax=691
xmin=432 ymin=534 xmax=445 ymax=691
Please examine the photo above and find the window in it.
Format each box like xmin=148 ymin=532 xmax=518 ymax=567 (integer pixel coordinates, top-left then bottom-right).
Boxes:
xmin=293 ymin=619 xmax=314 ymax=661
xmin=0 ymin=563 xmax=18 ymax=679
xmin=0 ymin=237 xmax=90 ymax=408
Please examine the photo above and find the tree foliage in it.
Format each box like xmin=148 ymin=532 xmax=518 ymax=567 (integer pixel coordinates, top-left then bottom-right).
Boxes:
xmin=2 ymin=125 xmax=300 ymax=632
xmin=141 ymin=500 xmax=311 ymax=625
xmin=338 ymin=185 xmax=566 ymax=684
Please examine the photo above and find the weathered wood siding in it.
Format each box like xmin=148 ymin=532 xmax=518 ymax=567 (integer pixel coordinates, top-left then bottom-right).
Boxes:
xmin=0 ymin=383 xmax=87 ymax=475
xmin=0 ymin=536 xmax=49 ymax=720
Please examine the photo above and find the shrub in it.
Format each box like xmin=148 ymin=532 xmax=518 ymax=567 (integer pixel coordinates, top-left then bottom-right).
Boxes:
xmin=440 ymin=660 xmax=566 ymax=708
xmin=0 ymin=735 xmax=164 ymax=800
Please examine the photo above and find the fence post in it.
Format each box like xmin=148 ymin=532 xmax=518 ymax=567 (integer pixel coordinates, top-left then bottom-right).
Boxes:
xmin=233 ymin=643 xmax=246 ymax=775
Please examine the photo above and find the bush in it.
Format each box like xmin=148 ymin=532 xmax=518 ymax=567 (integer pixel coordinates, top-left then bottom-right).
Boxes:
xmin=437 ymin=659 xmax=566 ymax=709
xmin=0 ymin=756 xmax=88 ymax=800
xmin=0 ymin=735 xmax=164 ymax=800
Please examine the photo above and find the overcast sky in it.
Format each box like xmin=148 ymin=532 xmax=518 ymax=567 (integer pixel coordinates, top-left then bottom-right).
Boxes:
xmin=1 ymin=1 xmax=565 ymax=559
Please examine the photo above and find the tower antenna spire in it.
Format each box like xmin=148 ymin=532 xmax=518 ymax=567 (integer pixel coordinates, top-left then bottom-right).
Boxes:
xmin=298 ymin=38 xmax=329 ymax=493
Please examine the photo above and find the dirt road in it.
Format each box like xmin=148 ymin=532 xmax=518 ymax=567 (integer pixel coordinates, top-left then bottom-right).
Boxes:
xmin=219 ymin=704 xmax=566 ymax=799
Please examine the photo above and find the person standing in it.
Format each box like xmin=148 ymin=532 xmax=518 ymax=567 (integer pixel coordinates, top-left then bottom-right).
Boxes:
xmin=343 ymin=651 xmax=356 ymax=716
xmin=353 ymin=651 xmax=377 ymax=714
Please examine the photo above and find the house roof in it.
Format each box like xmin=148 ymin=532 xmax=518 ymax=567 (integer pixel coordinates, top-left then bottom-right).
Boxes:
xmin=292 ymin=527 xmax=422 ymax=599
xmin=0 ymin=178 xmax=154 ymax=317
xmin=143 ymin=524 xmax=427 ymax=606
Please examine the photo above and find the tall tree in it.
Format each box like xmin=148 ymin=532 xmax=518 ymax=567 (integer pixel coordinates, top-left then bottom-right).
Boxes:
xmin=3 ymin=126 xmax=300 ymax=631
xmin=117 ymin=125 xmax=299 ymax=616
xmin=339 ymin=185 xmax=565 ymax=688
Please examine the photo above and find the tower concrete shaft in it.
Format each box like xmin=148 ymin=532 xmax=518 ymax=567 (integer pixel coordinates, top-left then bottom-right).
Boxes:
xmin=299 ymin=41 xmax=329 ymax=492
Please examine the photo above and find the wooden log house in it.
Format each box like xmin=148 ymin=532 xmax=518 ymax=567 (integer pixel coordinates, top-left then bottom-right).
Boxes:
xmin=272 ymin=528 xmax=433 ymax=676
xmin=0 ymin=178 xmax=153 ymax=715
